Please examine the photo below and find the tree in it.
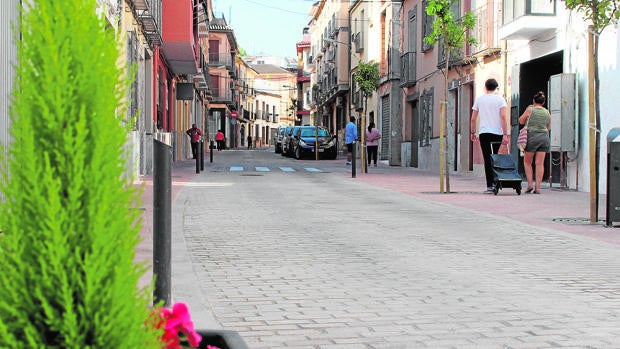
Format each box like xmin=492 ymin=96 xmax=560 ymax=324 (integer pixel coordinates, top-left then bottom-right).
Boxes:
xmin=0 ymin=0 xmax=160 ymax=347
xmin=354 ymin=61 xmax=380 ymax=173
xmin=424 ymin=0 xmax=476 ymax=193
xmin=563 ymin=0 xmax=620 ymax=221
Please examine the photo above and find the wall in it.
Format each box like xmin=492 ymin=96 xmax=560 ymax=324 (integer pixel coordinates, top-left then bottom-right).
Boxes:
xmin=0 ymin=0 xmax=18 ymax=179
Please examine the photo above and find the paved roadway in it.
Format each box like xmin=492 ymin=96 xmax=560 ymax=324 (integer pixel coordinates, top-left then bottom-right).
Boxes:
xmin=161 ymin=149 xmax=620 ymax=349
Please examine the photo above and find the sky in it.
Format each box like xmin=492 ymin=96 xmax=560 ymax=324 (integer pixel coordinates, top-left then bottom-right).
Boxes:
xmin=212 ymin=0 xmax=314 ymax=58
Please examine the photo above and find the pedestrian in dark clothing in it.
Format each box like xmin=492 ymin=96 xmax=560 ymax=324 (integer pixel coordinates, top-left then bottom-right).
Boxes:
xmin=215 ymin=130 xmax=225 ymax=151
xmin=470 ymin=78 xmax=509 ymax=192
xmin=186 ymin=123 xmax=202 ymax=159
xmin=247 ymin=135 xmax=253 ymax=149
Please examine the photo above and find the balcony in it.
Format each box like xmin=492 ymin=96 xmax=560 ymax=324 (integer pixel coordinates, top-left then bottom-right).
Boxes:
xmin=127 ymin=0 xmax=149 ymax=11
xmin=297 ymin=71 xmax=311 ymax=83
xmin=196 ymin=0 xmax=209 ymax=38
xmin=469 ymin=2 xmax=501 ymax=57
xmin=194 ymin=51 xmax=208 ymax=90
xmin=499 ymin=0 xmax=558 ymax=40
xmin=132 ymin=0 xmax=161 ymax=47
xmin=162 ymin=0 xmax=197 ymax=74
xmin=208 ymin=53 xmax=234 ymax=72
xmin=210 ymin=87 xmax=233 ymax=103
xmin=400 ymin=52 xmax=416 ymax=88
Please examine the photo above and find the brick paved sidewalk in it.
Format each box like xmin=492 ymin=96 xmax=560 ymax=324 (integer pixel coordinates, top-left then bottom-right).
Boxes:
xmin=351 ymin=165 xmax=620 ymax=246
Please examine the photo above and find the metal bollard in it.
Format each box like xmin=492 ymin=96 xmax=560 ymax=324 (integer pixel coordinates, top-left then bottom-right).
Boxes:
xmin=209 ymin=141 xmax=214 ymax=163
xmin=352 ymin=141 xmax=356 ymax=178
xmin=200 ymin=141 xmax=204 ymax=171
xmin=153 ymin=140 xmax=172 ymax=306
xmin=195 ymin=147 xmax=200 ymax=174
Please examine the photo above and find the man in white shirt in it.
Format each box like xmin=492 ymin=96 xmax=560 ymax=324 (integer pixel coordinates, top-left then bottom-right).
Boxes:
xmin=470 ymin=78 xmax=510 ymax=192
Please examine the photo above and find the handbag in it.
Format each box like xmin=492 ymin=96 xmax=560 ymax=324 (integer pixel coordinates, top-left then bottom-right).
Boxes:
xmin=517 ymin=111 xmax=531 ymax=156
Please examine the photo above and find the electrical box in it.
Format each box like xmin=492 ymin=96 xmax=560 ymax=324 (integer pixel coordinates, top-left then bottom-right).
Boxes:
xmin=548 ymin=73 xmax=576 ymax=152
xmin=607 ymin=128 xmax=620 ymax=226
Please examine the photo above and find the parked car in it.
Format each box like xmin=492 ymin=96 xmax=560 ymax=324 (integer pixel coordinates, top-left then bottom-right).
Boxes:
xmin=282 ymin=125 xmax=300 ymax=157
xmin=274 ymin=126 xmax=288 ymax=154
xmin=289 ymin=126 xmax=337 ymax=160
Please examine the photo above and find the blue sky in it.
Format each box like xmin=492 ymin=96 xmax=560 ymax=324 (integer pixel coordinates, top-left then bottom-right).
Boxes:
xmin=212 ymin=0 xmax=313 ymax=58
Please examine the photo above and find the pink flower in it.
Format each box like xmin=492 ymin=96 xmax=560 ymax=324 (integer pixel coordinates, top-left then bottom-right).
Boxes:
xmin=157 ymin=302 xmax=203 ymax=349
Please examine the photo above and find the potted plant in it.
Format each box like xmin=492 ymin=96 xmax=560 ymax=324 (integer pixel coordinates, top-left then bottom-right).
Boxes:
xmin=155 ymin=303 xmax=248 ymax=349
xmin=0 ymin=1 xmax=250 ymax=348
xmin=0 ymin=0 xmax=164 ymax=347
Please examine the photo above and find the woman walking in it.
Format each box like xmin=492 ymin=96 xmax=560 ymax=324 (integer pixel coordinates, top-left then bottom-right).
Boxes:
xmin=519 ymin=91 xmax=551 ymax=194
xmin=365 ymin=122 xmax=381 ymax=167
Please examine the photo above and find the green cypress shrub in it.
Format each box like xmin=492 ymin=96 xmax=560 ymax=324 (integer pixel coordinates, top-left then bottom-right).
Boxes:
xmin=0 ymin=0 xmax=161 ymax=347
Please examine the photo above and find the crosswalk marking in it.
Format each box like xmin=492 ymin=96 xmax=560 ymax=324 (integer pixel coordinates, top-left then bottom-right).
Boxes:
xmin=228 ymin=166 xmax=322 ymax=173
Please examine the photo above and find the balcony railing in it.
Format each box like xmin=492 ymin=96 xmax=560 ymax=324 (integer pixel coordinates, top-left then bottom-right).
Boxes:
xmin=469 ymin=1 xmax=501 ymax=57
xmin=133 ymin=0 xmax=162 ymax=48
xmin=504 ymin=0 xmax=555 ymax=23
xmin=400 ymin=52 xmax=416 ymax=88
xmin=208 ymin=52 xmax=233 ymax=71
xmin=210 ymin=88 xmax=232 ymax=103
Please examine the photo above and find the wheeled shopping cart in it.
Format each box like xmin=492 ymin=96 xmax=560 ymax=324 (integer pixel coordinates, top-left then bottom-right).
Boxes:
xmin=490 ymin=148 xmax=522 ymax=196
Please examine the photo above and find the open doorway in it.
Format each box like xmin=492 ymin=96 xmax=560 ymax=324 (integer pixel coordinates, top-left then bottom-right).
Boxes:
xmin=515 ymin=51 xmax=563 ymax=182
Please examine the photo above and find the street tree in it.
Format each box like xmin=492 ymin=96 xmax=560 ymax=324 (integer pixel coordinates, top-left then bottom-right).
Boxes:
xmin=424 ymin=0 xmax=476 ymax=193
xmin=354 ymin=61 xmax=380 ymax=172
xmin=563 ymin=0 xmax=620 ymax=221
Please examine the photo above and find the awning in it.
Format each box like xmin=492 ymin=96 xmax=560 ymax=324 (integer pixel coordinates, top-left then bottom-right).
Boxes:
xmin=209 ymin=103 xmax=228 ymax=109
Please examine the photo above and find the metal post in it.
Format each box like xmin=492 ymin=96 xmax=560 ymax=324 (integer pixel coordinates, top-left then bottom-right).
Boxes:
xmin=153 ymin=140 xmax=172 ymax=306
xmin=210 ymin=141 xmax=214 ymax=163
xmin=352 ymin=141 xmax=356 ymax=178
xmin=200 ymin=141 xmax=204 ymax=171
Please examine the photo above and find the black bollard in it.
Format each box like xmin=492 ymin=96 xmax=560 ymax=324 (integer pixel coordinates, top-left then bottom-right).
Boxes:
xmin=210 ymin=141 xmax=214 ymax=163
xmin=352 ymin=141 xmax=356 ymax=178
xmin=195 ymin=145 xmax=200 ymax=174
xmin=200 ymin=141 xmax=204 ymax=171
xmin=153 ymin=140 xmax=172 ymax=306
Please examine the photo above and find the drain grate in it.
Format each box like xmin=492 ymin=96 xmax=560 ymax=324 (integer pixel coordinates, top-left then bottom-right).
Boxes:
xmin=552 ymin=217 xmax=605 ymax=225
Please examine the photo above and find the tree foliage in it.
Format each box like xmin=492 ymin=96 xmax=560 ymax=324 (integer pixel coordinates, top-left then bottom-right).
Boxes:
xmin=0 ymin=0 xmax=161 ymax=347
xmin=564 ymin=0 xmax=620 ymax=33
xmin=354 ymin=61 xmax=380 ymax=98
xmin=424 ymin=0 xmax=477 ymax=54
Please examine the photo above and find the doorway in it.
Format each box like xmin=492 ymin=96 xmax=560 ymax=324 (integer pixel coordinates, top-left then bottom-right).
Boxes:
xmin=515 ymin=51 xmax=563 ymax=182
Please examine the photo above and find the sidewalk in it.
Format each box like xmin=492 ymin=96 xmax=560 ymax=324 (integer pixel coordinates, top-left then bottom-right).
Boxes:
xmin=352 ymin=163 xmax=620 ymax=246
xmin=136 ymin=159 xmax=201 ymax=291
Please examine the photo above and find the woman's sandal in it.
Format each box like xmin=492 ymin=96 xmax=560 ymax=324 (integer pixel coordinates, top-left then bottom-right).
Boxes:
xmin=533 ymin=190 xmax=541 ymax=194
xmin=525 ymin=187 xmax=534 ymax=194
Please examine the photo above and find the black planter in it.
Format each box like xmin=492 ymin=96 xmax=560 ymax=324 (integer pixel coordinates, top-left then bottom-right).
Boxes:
xmin=196 ymin=329 xmax=249 ymax=349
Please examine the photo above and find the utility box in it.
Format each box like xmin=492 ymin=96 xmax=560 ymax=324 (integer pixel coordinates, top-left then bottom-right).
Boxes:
xmin=607 ymin=128 xmax=620 ymax=226
xmin=548 ymin=73 xmax=576 ymax=152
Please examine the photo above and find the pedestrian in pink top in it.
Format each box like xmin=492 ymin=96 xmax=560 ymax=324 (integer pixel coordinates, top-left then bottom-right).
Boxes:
xmin=365 ymin=122 xmax=381 ymax=167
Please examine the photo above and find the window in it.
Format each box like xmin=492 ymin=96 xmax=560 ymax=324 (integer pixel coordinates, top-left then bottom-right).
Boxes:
xmin=420 ymin=88 xmax=433 ymax=147
xmin=127 ymin=30 xmax=139 ymax=129
xmin=422 ymin=0 xmax=433 ymax=52
xmin=438 ymin=1 xmax=463 ymax=66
